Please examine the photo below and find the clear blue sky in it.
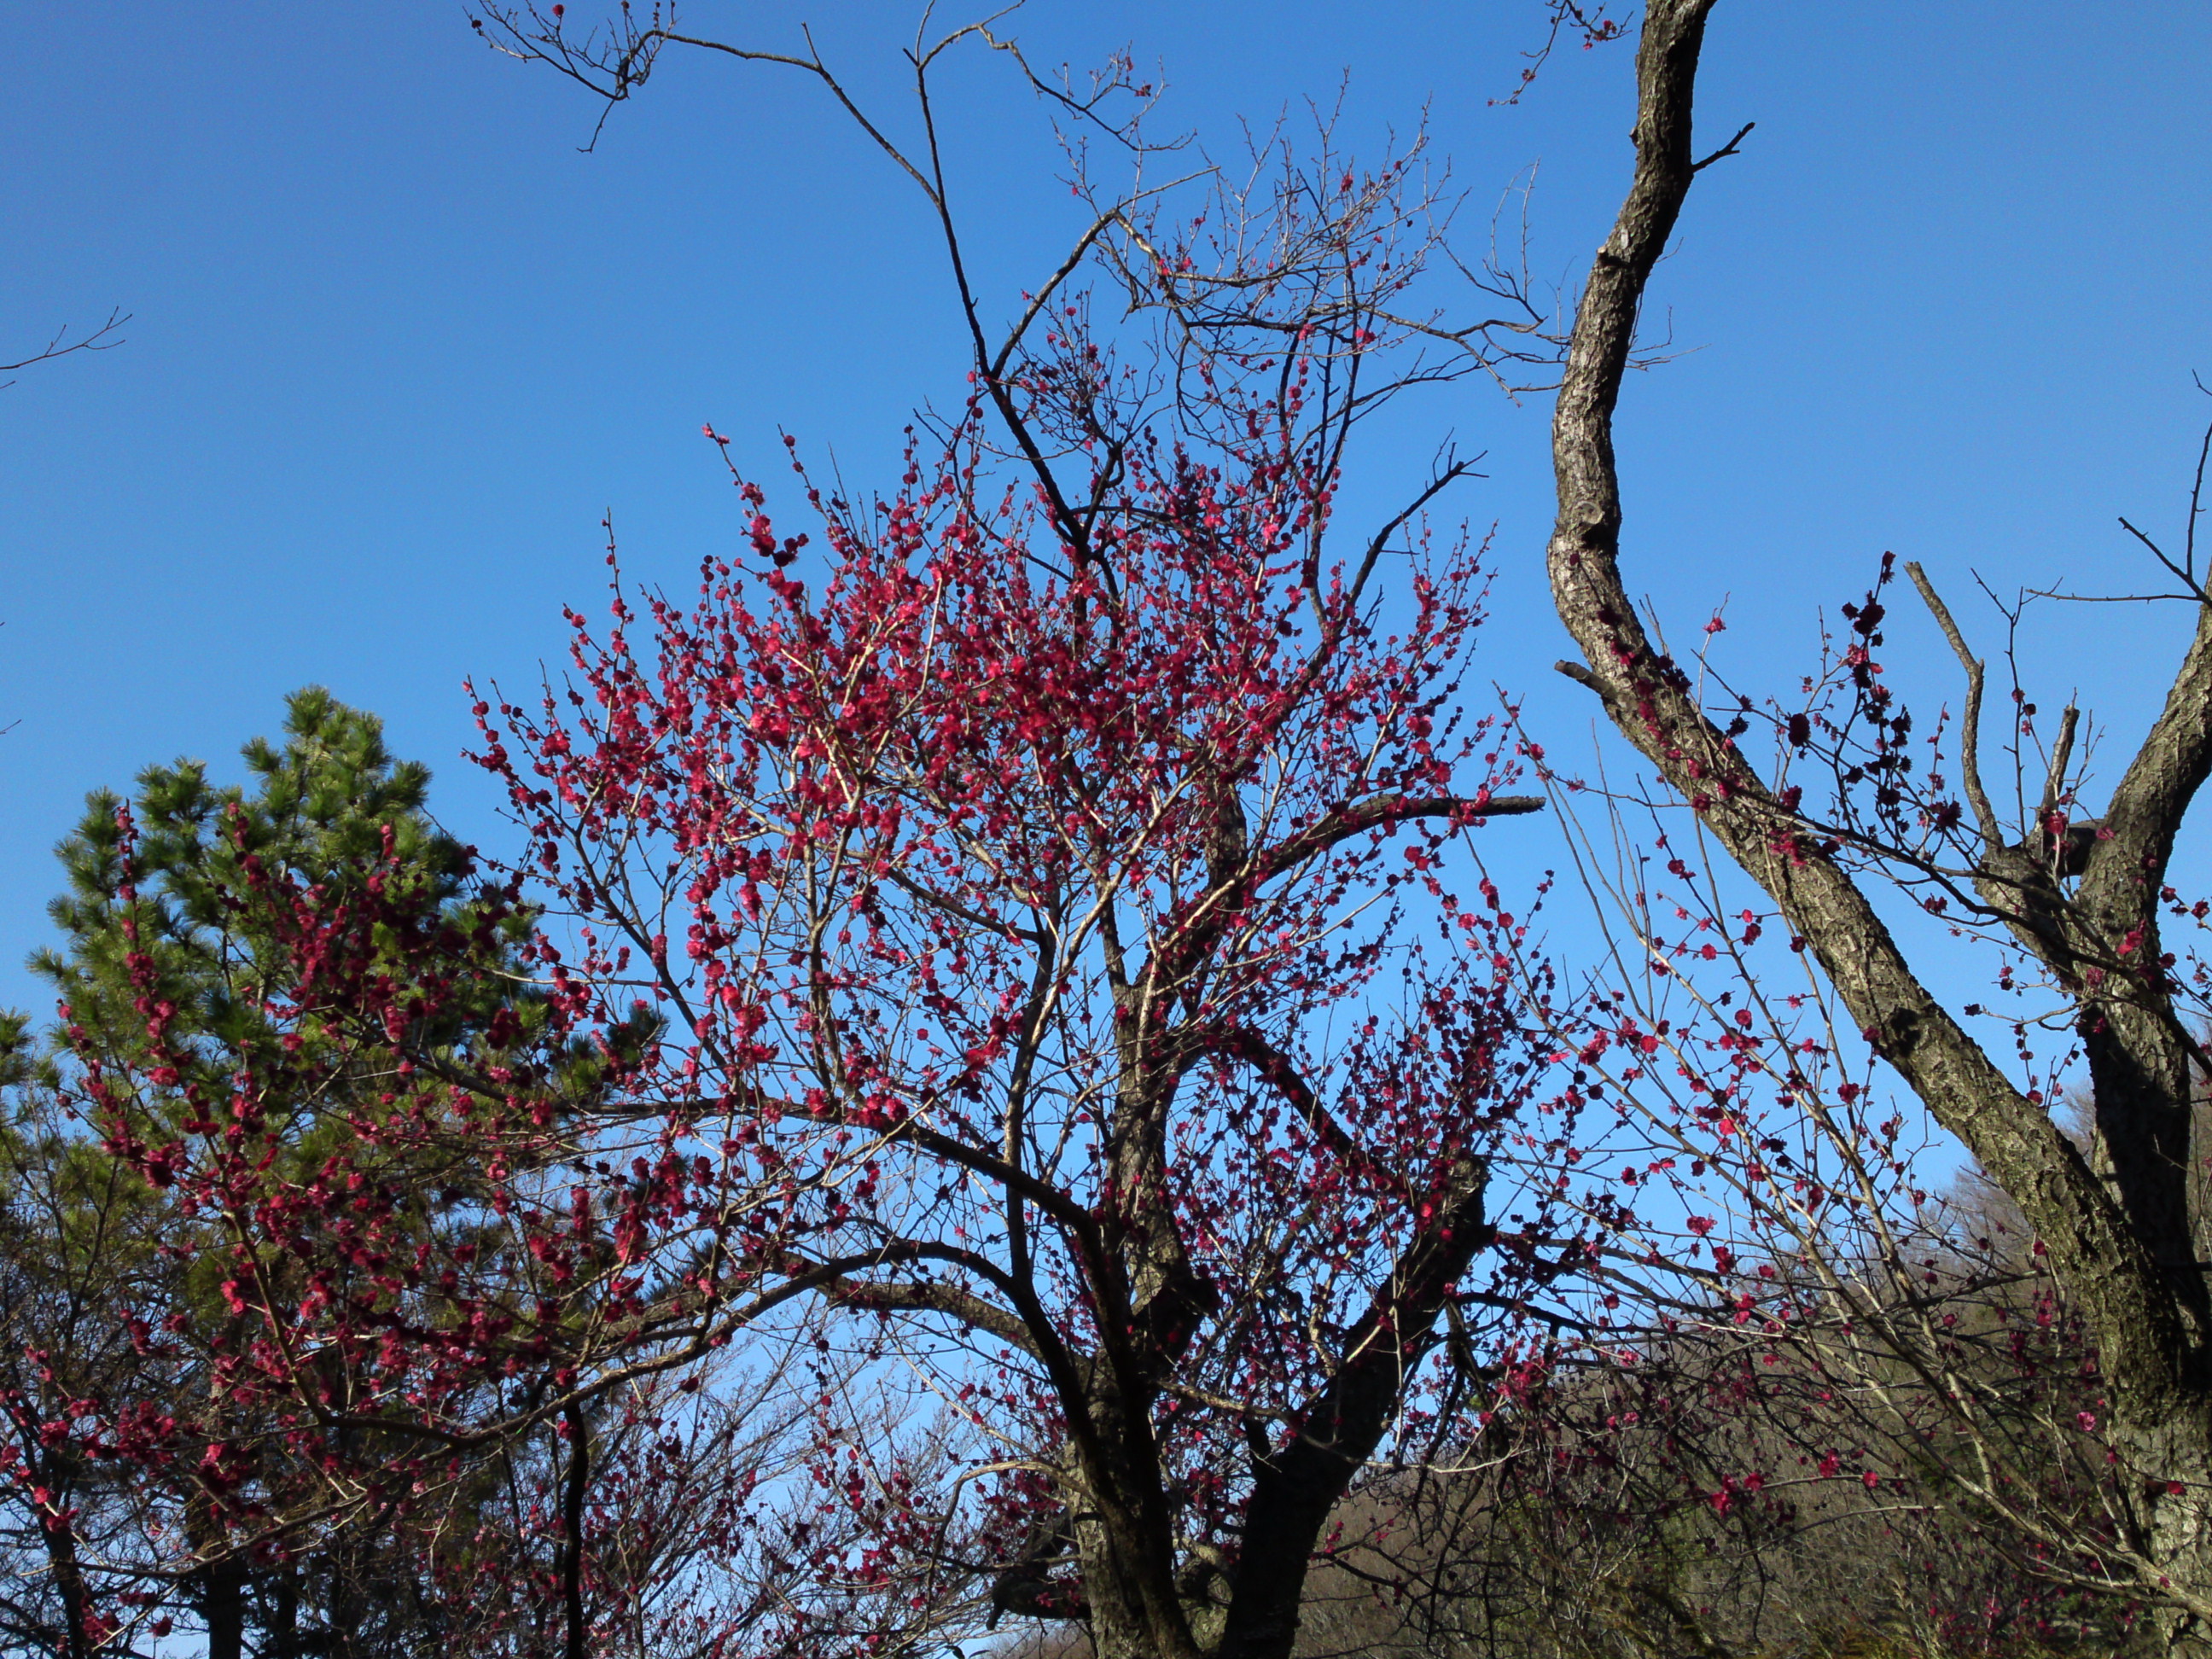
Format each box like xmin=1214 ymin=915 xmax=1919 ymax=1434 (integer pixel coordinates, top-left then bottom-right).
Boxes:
xmin=4 ymin=3 xmax=2209 ymax=1021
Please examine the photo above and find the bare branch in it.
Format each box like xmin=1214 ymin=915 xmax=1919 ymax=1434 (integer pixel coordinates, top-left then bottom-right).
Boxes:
xmin=1904 ymin=561 xmax=2005 ymax=853
xmin=1691 ymin=119 xmax=1755 ymax=172
xmin=2 ymin=309 xmax=129 ymax=390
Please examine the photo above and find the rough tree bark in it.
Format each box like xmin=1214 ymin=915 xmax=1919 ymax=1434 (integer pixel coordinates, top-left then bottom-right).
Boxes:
xmin=1547 ymin=0 xmax=2212 ymax=1640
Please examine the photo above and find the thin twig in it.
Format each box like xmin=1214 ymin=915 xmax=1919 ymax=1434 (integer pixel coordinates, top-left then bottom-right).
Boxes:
xmin=1691 ymin=120 xmax=1755 ymax=172
xmin=2117 ymin=515 xmax=2211 ymax=606
xmin=1 ymin=308 xmax=130 ymax=390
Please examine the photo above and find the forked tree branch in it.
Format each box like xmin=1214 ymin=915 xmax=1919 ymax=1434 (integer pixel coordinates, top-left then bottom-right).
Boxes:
xmin=1903 ymin=560 xmax=2004 ymax=854
xmin=1543 ymin=0 xmax=2193 ymax=1419
xmin=2 ymin=309 xmax=129 ymax=390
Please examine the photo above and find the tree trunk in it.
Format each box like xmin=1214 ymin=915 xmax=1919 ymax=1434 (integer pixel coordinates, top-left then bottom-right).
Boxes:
xmin=185 ymin=1491 xmax=247 ymax=1659
xmin=265 ymin=1563 xmax=301 ymax=1659
xmin=1068 ymin=1484 xmax=1167 ymax=1659
xmin=198 ymin=1556 xmax=247 ymax=1659
xmin=1062 ymin=1372 xmax=1210 ymax=1659
xmin=562 ymin=1401 xmax=591 ymax=1659
xmin=2125 ymin=1418 xmax=2212 ymax=1651
xmin=37 ymin=1495 xmax=95 ymax=1659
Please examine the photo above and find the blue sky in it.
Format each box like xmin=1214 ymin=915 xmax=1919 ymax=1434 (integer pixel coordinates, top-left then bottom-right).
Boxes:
xmin=4 ymin=2 xmax=2209 ymax=1022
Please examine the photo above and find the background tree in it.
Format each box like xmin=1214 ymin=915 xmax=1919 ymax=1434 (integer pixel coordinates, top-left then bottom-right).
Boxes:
xmin=25 ymin=690 xmax=989 ymax=1659
xmin=0 ymin=1030 xmax=178 ymax=1658
xmin=394 ymin=1343 xmax=975 ymax=1659
xmin=10 ymin=689 xmax=658 ymax=1659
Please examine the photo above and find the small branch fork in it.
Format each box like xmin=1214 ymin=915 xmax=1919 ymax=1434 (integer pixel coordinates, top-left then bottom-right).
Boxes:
xmin=2 ymin=308 xmax=129 ymax=390
xmin=2034 ymin=401 xmax=2212 ymax=607
xmin=2116 ymin=388 xmax=2212 ymax=604
xmin=1491 ymin=1 xmax=1630 ymax=108
xmin=1692 ymin=120 xmax=1755 ymax=172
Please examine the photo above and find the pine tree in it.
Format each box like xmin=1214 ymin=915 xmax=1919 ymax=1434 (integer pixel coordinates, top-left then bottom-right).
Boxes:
xmin=3 ymin=690 xmax=596 ymax=1659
